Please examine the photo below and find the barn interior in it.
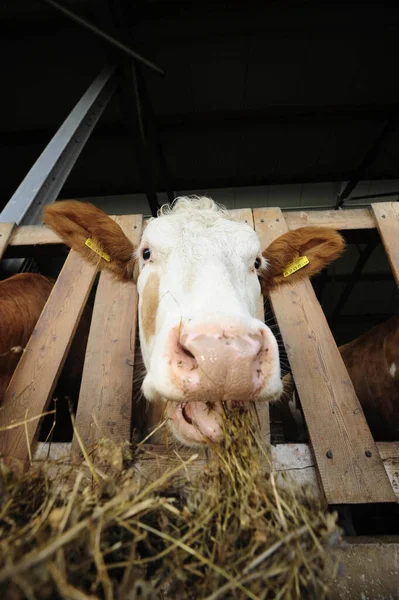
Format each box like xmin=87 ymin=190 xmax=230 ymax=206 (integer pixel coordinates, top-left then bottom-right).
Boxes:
xmin=1 ymin=1 xmax=399 ymax=533
xmin=2 ymin=0 xmax=399 ymax=341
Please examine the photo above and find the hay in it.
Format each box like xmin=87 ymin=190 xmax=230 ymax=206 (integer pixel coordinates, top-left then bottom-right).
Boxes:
xmin=0 ymin=410 xmax=340 ymax=599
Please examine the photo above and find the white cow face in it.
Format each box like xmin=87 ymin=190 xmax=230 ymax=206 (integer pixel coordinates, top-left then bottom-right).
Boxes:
xmin=44 ymin=196 xmax=345 ymax=446
xmin=136 ymin=198 xmax=281 ymax=445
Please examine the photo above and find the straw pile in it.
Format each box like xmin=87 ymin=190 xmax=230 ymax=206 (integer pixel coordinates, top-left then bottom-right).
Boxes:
xmin=0 ymin=409 xmax=340 ymax=600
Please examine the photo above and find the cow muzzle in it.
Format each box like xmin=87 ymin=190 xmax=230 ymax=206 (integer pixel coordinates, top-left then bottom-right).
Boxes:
xmin=163 ymin=321 xmax=279 ymax=444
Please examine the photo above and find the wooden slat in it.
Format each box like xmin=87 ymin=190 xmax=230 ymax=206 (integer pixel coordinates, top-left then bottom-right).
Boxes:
xmin=285 ymin=208 xmax=375 ymax=231
xmin=33 ymin=441 xmax=399 ymax=502
xmin=228 ymin=208 xmax=270 ymax=445
xmin=71 ymin=215 xmax=143 ymax=460
xmin=5 ymin=207 xmax=375 ymax=253
xmin=254 ymin=207 xmax=396 ymax=505
xmin=377 ymin=442 xmax=399 ymax=500
xmin=227 ymin=208 xmax=253 ymax=225
xmin=9 ymin=225 xmax=62 ymax=247
xmin=372 ymin=202 xmax=399 ymax=287
xmin=0 ymin=250 xmax=98 ymax=469
xmin=0 ymin=222 xmax=16 ymax=259
xmin=35 ymin=442 xmax=71 ymax=461
xmin=272 ymin=443 xmax=399 ymax=502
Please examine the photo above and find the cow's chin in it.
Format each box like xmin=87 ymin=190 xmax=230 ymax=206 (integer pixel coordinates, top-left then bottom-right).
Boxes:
xmin=142 ymin=372 xmax=284 ymax=447
xmin=165 ymin=400 xmax=224 ymax=446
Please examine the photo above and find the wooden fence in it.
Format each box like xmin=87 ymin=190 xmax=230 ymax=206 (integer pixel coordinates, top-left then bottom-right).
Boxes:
xmin=0 ymin=203 xmax=398 ymax=500
xmin=1 ymin=203 xmax=399 ymax=596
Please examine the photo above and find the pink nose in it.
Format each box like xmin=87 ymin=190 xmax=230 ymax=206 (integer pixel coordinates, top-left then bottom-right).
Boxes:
xmin=169 ymin=325 xmax=270 ymax=403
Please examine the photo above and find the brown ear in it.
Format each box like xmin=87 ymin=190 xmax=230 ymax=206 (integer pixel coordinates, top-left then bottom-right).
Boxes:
xmin=259 ymin=226 xmax=345 ymax=295
xmin=43 ymin=201 xmax=137 ymax=282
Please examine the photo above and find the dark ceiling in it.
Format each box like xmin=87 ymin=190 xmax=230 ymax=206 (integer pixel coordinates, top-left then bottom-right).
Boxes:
xmin=2 ymin=0 xmax=399 ymax=211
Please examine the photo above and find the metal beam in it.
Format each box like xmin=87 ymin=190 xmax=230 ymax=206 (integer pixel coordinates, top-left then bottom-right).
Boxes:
xmin=135 ymin=65 xmax=176 ymax=204
xmin=336 ymin=111 xmax=399 ymax=208
xmin=119 ymin=0 xmax=174 ymax=211
xmin=127 ymin=60 xmax=162 ymax=216
xmin=91 ymin=0 xmax=171 ymax=216
xmin=1 ymin=65 xmax=119 ymax=226
xmin=350 ymin=191 xmax=399 ymax=201
xmin=38 ymin=0 xmax=164 ymax=76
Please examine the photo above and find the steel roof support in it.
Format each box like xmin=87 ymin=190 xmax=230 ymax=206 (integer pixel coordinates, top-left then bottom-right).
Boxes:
xmin=335 ymin=111 xmax=399 ymax=209
xmin=349 ymin=191 xmax=399 ymax=202
xmin=39 ymin=0 xmax=164 ymax=76
xmin=92 ymin=0 xmax=174 ymax=216
xmin=0 ymin=65 xmax=119 ymax=226
xmin=0 ymin=65 xmax=119 ymax=277
xmin=134 ymin=64 xmax=175 ymax=205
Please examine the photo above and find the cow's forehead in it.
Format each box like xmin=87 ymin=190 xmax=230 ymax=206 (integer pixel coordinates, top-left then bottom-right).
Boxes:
xmin=142 ymin=211 xmax=261 ymax=258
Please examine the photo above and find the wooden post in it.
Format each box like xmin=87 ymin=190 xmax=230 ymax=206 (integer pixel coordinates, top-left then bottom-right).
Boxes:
xmin=71 ymin=215 xmax=143 ymax=460
xmin=372 ymin=202 xmax=399 ymax=287
xmin=0 ymin=223 xmax=15 ymax=260
xmin=0 ymin=250 xmax=98 ymax=469
xmin=254 ymin=207 xmax=396 ymax=505
xmin=228 ymin=208 xmax=271 ymax=447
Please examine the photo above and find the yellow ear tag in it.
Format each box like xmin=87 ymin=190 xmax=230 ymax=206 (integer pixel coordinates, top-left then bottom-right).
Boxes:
xmin=85 ymin=238 xmax=111 ymax=262
xmin=283 ymin=255 xmax=309 ymax=278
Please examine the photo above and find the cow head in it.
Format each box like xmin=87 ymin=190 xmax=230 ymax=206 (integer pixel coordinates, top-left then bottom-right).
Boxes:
xmin=44 ymin=197 xmax=344 ymax=446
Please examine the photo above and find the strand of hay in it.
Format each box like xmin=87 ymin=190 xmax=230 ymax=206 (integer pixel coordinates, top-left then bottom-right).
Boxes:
xmin=0 ymin=410 xmax=340 ymax=599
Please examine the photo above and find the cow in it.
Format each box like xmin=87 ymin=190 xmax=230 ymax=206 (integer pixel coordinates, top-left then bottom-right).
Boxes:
xmin=0 ymin=272 xmax=91 ymax=441
xmin=0 ymin=273 xmax=53 ymax=402
xmin=43 ymin=196 xmax=345 ymax=446
xmin=280 ymin=313 xmax=399 ymax=442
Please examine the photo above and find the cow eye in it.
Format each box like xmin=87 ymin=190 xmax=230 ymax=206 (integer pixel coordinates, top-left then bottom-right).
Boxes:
xmin=254 ymin=257 xmax=261 ymax=269
xmin=142 ymin=248 xmax=151 ymax=260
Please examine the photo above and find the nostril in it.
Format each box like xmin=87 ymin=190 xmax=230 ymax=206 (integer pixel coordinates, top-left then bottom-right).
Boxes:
xmin=180 ymin=344 xmax=195 ymax=360
xmin=181 ymin=403 xmax=193 ymax=424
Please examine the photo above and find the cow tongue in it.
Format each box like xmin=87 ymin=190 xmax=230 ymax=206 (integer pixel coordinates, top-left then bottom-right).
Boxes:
xmin=183 ymin=401 xmax=223 ymax=442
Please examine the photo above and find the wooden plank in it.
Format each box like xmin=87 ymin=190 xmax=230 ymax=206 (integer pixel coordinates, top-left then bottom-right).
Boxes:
xmin=0 ymin=222 xmax=15 ymax=259
xmin=372 ymin=202 xmax=399 ymax=287
xmin=9 ymin=213 xmax=139 ymax=249
xmin=33 ymin=442 xmax=71 ymax=480
xmin=228 ymin=208 xmax=271 ymax=445
xmin=9 ymin=213 xmax=138 ymax=249
xmin=5 ymin=207 xmax=375 ymax=252
xmin=71 ymin=215 xmax=143 ymax=460
xmin=9 ymin=225 xmax=62 ymax=247
xmin=378 ymin=442 xmax=399 ymax=500
xmin=272 ymin=443 xmax=399 ymax=502
xmin=254 ymin=207 xmax=396 ymax=505
xmin=35 ymin=442 xmax=71 ymax=462
xmin=227 ymin=208 xmax=253 ymax=224
xmin=272 ymin=443 xmax=320 ymax=492
xmin=0 ymin=250 xmax=98 ymax=470
xmin=285 ymin=208 xmax=375 ymax=231
xmin=227 ymin=208 xmax=253 ymax=225
xmin=34 ymin=441 xmax=399 ymax=502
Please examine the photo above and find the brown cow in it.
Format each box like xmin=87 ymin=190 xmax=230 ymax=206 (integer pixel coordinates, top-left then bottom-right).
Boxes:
xmin=280 ymin=314 xmax=399 ymax=441
xmin=340 ymin=314 xmax=399 ymax=440
xmin=0 ymin=272 xmax=91 ymax=441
